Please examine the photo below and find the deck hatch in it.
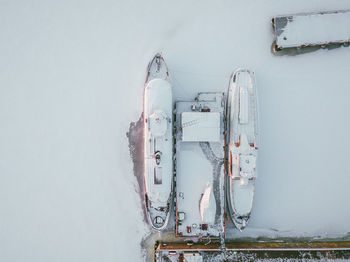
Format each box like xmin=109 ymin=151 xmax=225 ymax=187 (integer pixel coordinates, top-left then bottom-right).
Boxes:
xmin=154 ymin=167 xmax=162 ymax=184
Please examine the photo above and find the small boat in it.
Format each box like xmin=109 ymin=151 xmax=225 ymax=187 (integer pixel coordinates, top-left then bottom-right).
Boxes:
xmin=144 ymin=54 xmax=173 ymax=230
xmin=225 ymin=69 xmax=258 ymax=231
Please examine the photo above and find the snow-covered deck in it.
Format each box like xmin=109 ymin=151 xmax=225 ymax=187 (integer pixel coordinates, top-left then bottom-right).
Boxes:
xmin=273 ymin=10 xmax=350 ymax=49
xmin=155 ymin=250 xmax=204 ymax=262
xmin=175 ymin=93 xmax=225 ymax=239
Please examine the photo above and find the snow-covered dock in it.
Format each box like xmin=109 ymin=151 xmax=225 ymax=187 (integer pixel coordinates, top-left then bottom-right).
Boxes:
xmin=155 ymin=240 xmax=350 ymax=261
xmin=174 ymin=93 xmax=225 ymax=239
xmin=272 ymin=10 xmax=350 ymax=51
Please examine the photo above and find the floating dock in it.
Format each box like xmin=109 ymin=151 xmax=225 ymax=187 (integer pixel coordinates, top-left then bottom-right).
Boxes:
xmin=155 ymin=240 xmax=350 ymax=261
xmin=272 ymin=10 xmax=350 ymax=51
xmin=174 ymin=93 xmax=225 ymax=239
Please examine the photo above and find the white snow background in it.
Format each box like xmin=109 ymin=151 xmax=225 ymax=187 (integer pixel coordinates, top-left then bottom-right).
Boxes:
xmin=1 ymin=0 xmax=350 ymax=261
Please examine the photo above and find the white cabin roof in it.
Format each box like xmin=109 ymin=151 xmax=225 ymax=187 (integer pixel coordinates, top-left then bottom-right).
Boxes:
xmin=181 ymin=112 xmax=220 ymax=142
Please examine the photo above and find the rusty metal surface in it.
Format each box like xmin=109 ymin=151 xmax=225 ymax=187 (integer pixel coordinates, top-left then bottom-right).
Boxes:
xmin=157 ymin=241 xmax=221 ymax=251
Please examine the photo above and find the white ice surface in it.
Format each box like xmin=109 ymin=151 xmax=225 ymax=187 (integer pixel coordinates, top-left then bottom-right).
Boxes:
xmin=1 ymin=1 xmax=350 ymax=262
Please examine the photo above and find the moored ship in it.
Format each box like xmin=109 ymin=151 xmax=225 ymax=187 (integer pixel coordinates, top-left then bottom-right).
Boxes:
xmin=144 ymin=54 xmax=173 ymax=230
xmin=225 ymin=69 xmax=258 ymax=231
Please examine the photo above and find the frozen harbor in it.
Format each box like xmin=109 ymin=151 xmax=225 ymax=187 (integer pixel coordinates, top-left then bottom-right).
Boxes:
xmin=1 ymin=0 xmax=350 ymax=261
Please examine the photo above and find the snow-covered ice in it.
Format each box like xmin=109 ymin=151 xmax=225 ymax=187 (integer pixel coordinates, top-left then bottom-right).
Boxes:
xmin=1 ymin=0 xmax=350 ymax=261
